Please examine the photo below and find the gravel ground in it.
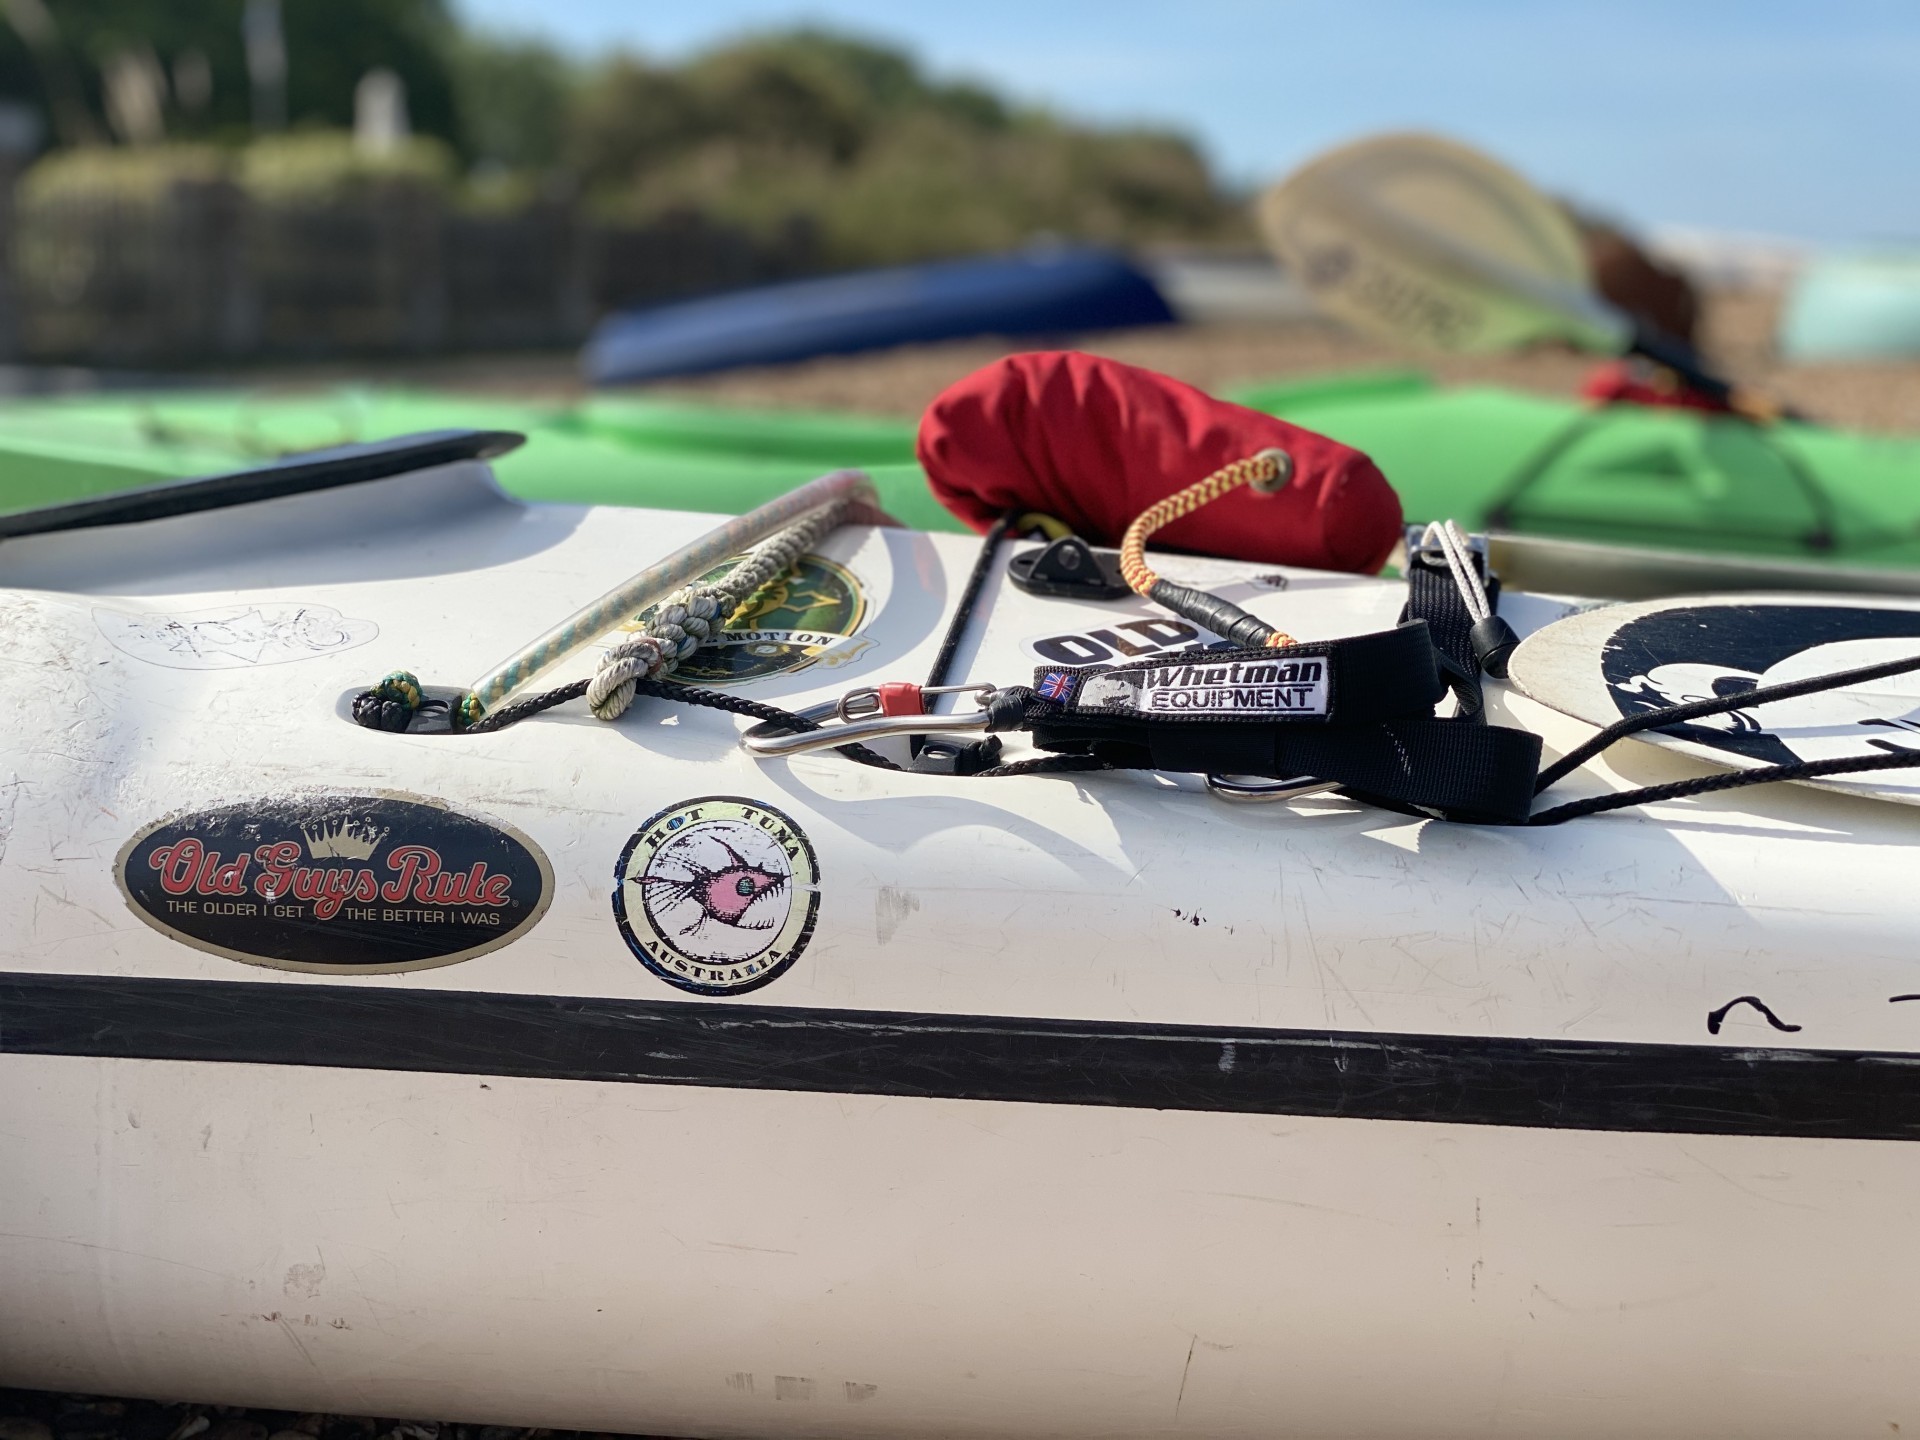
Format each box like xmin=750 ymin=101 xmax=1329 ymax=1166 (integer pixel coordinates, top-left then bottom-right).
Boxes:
xmin=265 ymin=289 xmax=1920 ymax=435
xmin=0 ymin=1392 xmax=660 ymax=1440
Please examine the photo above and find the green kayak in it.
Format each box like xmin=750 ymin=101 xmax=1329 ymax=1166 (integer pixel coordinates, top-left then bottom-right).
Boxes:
xmin=6 ymin=375 xmax=1920 ymax=573
xmin=1232 ymin=370 xmax=1920 ymax=572
xmin=0 ymin=387 xmax=952 ymax=535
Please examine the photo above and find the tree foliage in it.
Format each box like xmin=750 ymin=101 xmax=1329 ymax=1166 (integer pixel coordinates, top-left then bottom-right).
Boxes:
xmin=446 ymin=30 xmax=570 ymax=172
xmin=1 ymin=13 xmax=1245 ymax=263
xmin=0 ymin=0 xmax=458 ymax=147
xmin=563 ymin=30 xmax=1244 ymax=264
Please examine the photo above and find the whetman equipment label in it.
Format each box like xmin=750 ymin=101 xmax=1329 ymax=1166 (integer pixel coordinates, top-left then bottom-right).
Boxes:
xmin=1072 ymin=656 xmax=1331 ymax=720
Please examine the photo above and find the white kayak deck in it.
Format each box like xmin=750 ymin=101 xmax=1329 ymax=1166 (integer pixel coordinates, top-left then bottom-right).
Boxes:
xmin=0 ymin=458 xmax=1912 ymax=1049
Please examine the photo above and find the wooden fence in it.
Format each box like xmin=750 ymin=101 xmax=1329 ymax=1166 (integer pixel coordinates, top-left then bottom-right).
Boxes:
xmin=0 ymin=178 xmax=813 ymax=365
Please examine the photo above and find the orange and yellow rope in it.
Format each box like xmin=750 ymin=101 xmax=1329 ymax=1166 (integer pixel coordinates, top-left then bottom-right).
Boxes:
xmin=1117 ymin=447 xmax=1297 ymax=648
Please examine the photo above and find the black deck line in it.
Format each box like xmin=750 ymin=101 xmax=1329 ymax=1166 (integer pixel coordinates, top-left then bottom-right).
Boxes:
xmin=0 ymin=429 xmax=525 ymax=540
xmin=2 ymin=973 xmax=1917 ymax=1141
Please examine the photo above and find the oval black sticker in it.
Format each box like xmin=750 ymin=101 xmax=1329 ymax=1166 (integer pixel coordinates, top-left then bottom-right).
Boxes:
xmin=117 ymin=794 xmax=553 ymax=973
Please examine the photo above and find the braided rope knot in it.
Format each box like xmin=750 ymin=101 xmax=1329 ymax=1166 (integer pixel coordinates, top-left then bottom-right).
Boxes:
xmin=357 ymin=496 xmax=855 ymax=733
xmin=350 ymin=670 xmax=426 ymax=732
xmin=586 ymin=499 xmax=848 ymax=722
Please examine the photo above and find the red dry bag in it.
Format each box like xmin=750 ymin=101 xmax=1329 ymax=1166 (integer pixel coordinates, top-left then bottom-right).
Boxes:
xmin=917 ymin=351 xmax=1402 ymax=574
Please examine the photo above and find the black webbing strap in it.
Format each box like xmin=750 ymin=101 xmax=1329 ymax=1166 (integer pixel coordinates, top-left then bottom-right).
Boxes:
xmin=1035 ymin=717 xmax=1540 ymax=824
xmin=1027 ymin=623 xmax=1445 ymax=734
xmin=1399 ymin=536 xmax=1500 ymax=679
xmin=1297 ymin=720 xmax=1542 ymax=823
xmin=1017 ymin=621 xmax=1544 ymax=823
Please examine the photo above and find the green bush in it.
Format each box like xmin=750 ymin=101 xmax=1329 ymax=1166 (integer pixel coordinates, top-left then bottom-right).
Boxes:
xmin=18 ymin=144 xmax=230 ymax=207
xmin=454 ymin=165 xmax=551 ymax=215
xmin=238 ymin=130 xmax=456 ymax=201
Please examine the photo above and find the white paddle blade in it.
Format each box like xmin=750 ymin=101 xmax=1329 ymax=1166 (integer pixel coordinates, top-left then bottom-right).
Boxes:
xmin=1257 ymin=132 xmax=1631 ymax=356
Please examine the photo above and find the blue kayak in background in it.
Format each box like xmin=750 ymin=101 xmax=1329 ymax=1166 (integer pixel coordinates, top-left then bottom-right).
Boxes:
xmin=582 ymin=246 xmax=1178 ymax=385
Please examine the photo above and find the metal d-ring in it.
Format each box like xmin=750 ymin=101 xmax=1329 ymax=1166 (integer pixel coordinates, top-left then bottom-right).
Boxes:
xmin=1205 ymin=773 xmax=1341 ymax=804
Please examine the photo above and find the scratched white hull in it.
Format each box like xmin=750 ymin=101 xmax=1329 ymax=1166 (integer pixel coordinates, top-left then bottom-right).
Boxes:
xmin=4 ymin=1053 xmax=1917 ymax=1440
xmin=4 ymin=459 xmax=1920 ymax=1437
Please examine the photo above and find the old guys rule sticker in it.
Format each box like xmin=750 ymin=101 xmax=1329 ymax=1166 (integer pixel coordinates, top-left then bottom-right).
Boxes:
xmin=117 ymin=794 xmax=553 ymax=973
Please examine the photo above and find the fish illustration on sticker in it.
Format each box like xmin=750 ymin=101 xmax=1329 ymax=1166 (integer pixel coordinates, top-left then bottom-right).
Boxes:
xmin=613 ymin=797 xmax=821 ymax=996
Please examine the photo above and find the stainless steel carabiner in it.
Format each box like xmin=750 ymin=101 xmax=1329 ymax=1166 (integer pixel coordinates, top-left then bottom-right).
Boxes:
xmin=743 ymin=684 xmax=999 ymax=759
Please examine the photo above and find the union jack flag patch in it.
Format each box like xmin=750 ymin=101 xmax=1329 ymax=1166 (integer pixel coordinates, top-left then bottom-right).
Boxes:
xmin=1037 ymin=670 xmax=1074 ymax=702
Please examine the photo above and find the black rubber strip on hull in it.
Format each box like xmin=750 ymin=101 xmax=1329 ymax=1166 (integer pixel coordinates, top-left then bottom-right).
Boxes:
xmin=3 ymin=973 xmax=1918 ymax=1142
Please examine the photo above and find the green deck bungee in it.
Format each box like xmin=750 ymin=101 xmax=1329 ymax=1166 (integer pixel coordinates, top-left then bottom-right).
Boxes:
xmin=5 ymin=376 xmax=1920 ymax=571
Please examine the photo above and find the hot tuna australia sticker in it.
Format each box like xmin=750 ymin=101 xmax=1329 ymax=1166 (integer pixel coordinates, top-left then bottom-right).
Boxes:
xmin=614 ymin=554 xmax=870 ymax=686
xmin=117 ymin=794 xmax=553 ymax=973
xmin=613 ymin=797 xmax=821 ymax=996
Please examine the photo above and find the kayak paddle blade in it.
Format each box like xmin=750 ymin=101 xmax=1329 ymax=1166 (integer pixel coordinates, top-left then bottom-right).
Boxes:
xmin=1257 ymin=131 xmax=1631 ymax=356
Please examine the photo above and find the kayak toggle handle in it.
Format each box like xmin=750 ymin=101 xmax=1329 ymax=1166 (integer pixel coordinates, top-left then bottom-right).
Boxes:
xmin=745 ymin=683 xmax=1008 ymax=758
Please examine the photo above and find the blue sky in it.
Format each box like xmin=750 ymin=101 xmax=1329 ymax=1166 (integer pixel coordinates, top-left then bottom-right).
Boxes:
xmin=454 ymin=0 xmax=1920 ymax=243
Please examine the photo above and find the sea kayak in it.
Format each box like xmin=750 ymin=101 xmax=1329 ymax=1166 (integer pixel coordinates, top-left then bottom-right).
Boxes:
xmin=581 ymin=247 xmax=1177 ymax=386
xmin=1779 ymin=253 xmax=1920 ymax=361
xmin=1234 ymin=369 xmax=1920 ymax=570
xmin=4 ymin=440 xmax=1920 ymax=1438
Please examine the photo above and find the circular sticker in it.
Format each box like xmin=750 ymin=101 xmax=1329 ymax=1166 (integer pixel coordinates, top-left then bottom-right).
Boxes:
xmin=617 ymin=554 xmax=868 ymax=686
xmin=613 ymin=797 xmax=821 ymax=995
